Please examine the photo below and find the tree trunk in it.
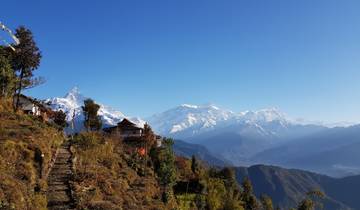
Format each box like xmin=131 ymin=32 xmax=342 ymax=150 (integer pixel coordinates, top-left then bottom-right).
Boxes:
xmin=14 ymin=70 xmax=24 ymax=111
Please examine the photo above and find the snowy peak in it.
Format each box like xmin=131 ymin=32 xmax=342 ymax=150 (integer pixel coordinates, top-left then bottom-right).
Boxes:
xmin=46 ymin=87 xmax=144 ymax=131
xmin=147 ymin=104 xmax=295 ymax=139
xmin=64 ymin=86 xmax=84 ymax=105
xmin=147 ymin=103 xmax=236 ymax=136
xmin=239 ymin=108 xmax=289 ymax=124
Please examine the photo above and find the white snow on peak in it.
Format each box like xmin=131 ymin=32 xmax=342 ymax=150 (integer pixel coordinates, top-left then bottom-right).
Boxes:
xmin=147 ymin=104 xmax=296 ymax=139
xmin=46 ymin=87 xmax=143 ymax=131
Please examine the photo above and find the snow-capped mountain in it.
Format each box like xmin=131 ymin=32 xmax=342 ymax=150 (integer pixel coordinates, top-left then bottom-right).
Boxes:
xmin=146 ymin=104 xmax=307 ymax=140
xmin=147 ymin=104 xmax=328 ymax=166
xmin=47 ymin=87 xmax=144 ymax=132
xmin=147 ymin=104 xmax=236 ymax=138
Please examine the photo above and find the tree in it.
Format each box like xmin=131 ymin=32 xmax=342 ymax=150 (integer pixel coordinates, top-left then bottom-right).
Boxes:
xmin=206 ymin=178 xmax=227 ymax=210
xmin=156 ymin=138 xmax=177 ymax=203
xmin=82 ymin=99 xmax=102 ymax=131
xmin=11 ymin=26 xmax=42 ymax=110
xmin=191 ymin=155 xmax=200 ymax=175
xmin=297 ymin=190 xmax=324 ymax=210
xmin=158 ymin=138 xmax=177 ymax=186
xmin=53 ymin=110 xmax=68 ymax=130
xmin=0 ymin=53 xmax=16 ymax=98
xmin=143 ymin=123 xmax=156 ymax=146
xmin=241 ymin=177 xmax=260 ymax=210
xmin=260 ymin=194 xmax=274 ymax=210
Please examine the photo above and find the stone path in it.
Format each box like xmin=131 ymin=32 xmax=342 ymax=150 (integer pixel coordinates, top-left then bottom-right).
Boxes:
xmin=47 ymin=142 xmax=75 ymax=210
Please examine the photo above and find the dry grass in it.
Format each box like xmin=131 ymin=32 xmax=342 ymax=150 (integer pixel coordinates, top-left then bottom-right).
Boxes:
xmin=72 ymin=132 xmax=170 ymax=210
xmin=0 ymin=99 xmax=64 ymax=210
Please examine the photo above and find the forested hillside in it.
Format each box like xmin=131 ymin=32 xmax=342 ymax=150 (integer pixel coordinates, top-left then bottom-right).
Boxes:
xmin=235 ymin=165 xmax=360 ymax=209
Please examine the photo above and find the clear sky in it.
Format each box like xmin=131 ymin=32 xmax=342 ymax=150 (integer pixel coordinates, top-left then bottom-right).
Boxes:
xmin=1 ymin=0 xmax=360 ymax=122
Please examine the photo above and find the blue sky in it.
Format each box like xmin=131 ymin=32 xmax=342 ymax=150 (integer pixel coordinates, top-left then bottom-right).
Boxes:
xmin=1 ymin=0 xmax=360 ymax=122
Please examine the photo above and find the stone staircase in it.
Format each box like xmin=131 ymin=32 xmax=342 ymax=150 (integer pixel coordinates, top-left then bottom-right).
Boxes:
xmin=47 ymin=142 xmax=75 ymax=210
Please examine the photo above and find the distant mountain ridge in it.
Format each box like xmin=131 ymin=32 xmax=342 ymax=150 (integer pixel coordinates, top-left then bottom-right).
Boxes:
xmin=147 ymin=104 xmax=304 ymax=140
xmin=147 ymin=104 xmax=328 ymax=167
xmin=235 ymin=165 xmax=360 ymax=210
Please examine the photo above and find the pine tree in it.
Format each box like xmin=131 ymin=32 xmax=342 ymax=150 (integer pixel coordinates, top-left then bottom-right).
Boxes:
xmin=157 ymin=138 xmax=177 ymax=203
xmin=82 ymin=99 xmax=102 ymax=131
xmin=10 ymin=26 xmax=42 ymax=110
xmin=191 ymin=155 xmax=199 ymax=175
xmin=241 ymin=177 xmax=260 ymax=210
xmin=260 ymin=194 xmax=274 ymax=210
xmin=0 ymin=53 xmax=16 ymax=98
xmin=53 ymin=110 xmax=68 ymax=130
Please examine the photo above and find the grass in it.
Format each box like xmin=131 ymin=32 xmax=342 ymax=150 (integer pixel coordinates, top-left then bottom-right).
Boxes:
xmin=71 ymin=132 xmax=170 ymax=210
xmin=0 ymin=99 xmax=65 ymax=210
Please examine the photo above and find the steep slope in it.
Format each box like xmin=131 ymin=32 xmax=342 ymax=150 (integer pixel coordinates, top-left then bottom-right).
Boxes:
xmin=0 ymin=100 xmax=65 ymax=209
xmin=235 ymin=165 xmax=359 ymax=210
xmin=47 ymin=87 xmax=144 ymax=132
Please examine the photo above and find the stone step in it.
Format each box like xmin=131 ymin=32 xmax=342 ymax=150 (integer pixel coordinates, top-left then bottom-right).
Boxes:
xmin=52 ymin=165 xmax=71 ymax=169
xmin=47 ymin=191 xmax=71 ymax=202
xmin=48 ymin=181 xmax=69 ymax=186
xmin=48 ymin=184 xmax=69 ymax=190
xmin=48 ymin=178 xmax=71 ymax=183
xmin=48 ymin=201 xmax=74 ymax=209
xmin=49 ymin=170 xmax=72 ymax=174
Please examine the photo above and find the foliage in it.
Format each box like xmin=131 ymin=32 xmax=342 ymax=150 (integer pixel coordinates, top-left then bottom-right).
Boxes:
xmin=260 ymin=194 xmax=274 ymax=210
xmin=241 ymin=177 xmax=261 ymax=210
xmin=0 ymin=53 xmax=16 ymax=98
xmin=191 ymin=155 xmax=200 ymax=176
xmin=206 ymin=178 xmax=227 ymax=210
xmin=10 ymin=26 xmax=42 ymax=110
xmin=82 ymin=98 xmax=102 ymax=131
xmin=142 ymin=123 xmax=156 ymax=146
xmin=52 ymin=110 xmax=68 ymax=130
xmin=157 ymin=138 xmax=177 ymax=188
xmin=297 ymin=190 xmax=325 ymax=210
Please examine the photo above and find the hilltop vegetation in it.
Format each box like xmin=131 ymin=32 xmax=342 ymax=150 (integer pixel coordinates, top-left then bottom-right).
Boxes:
xmin=0 ymin=100 xmax=65 ymax=209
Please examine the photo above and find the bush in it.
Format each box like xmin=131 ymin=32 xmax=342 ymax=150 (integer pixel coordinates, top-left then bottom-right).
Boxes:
xmin=73 ymin=132 xmax=102 ymax=149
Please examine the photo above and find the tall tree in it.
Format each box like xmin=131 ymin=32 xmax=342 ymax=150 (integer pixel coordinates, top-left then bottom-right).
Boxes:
xmin=11 ymin=26 xmax=42 ymax=110
xmin=82 ymin=99 xmax=102 ymax=131
xmin=241 ymin=177 xmax=260 ymax=210
xmin=0 ymin=53 xmax=16 ymax=98
xmin=191 ymin=155 xmax=199 ymax=175
xmin=156 ymin=138 xmax=177 ymax=203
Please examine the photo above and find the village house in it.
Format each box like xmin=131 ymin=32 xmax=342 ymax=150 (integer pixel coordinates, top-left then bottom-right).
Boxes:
xmin=104 ymin=118 xmax=163 ymax=147
xmin=104 ymin=118 xmax=144 ymax=138
xmin=16 ymin=95 xmax=51 ymax=121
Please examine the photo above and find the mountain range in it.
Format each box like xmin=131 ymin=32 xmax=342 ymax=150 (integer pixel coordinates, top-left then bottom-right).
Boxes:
xmin=46 ymin=87 xmax=360 ymax=177
xmin=235 ymin=165 xmax=360 ymax=209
